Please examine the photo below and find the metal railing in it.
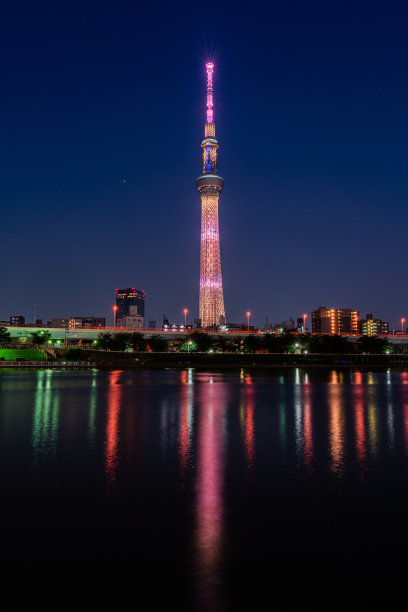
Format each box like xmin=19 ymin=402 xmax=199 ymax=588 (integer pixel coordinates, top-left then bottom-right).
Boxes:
xmin=0 ymin=361 xmax=96 ymax=367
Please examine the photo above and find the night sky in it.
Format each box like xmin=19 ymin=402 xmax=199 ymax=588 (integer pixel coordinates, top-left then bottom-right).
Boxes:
xmin=2 ymin=0 xmax=408 ymax=328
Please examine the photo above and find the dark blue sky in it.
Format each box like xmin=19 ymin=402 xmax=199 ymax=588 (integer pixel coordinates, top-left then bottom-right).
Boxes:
xmin=2 ymin=0 xmax=408 ymax=328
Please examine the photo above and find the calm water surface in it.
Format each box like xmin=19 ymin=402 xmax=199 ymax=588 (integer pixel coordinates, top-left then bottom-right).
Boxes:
xmin=1 ymin=367 xmax=408 ymax=607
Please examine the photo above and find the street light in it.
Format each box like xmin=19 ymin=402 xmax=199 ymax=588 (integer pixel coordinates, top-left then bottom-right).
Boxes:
xmin=246 ymin=311 xmax=251 ymax=332
xmin=113 ymin=305 xmax=118 ymax=329
xmin=188 ymin=340 xmax=192 ymax=353
xmin=402 ymin=318 xmax=406 ymax=334
xmin=303 ymin=313 xmax=308 ymax=332
xmin=183 ymin=308 xmax=188 ymax=327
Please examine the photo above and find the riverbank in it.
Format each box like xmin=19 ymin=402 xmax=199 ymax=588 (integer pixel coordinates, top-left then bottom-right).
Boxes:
xmin=1 ymin=348 xmax=406 ymax=368
xmin=0 ymin=360 xmax=95 ymax=368
xmin=75 ymin=349 xmax=408 ymax=368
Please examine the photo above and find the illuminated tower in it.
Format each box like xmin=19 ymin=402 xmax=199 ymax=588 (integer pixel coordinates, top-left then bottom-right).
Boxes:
xmin=196 ymin=62 xmax=226 ymax=328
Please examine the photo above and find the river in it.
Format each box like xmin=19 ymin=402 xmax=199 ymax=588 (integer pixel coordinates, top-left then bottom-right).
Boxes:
xmin=0 ymin=367 xmax=407 ymax=608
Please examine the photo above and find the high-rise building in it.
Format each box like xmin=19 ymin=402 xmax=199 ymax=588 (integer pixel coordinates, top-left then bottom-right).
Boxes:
xmin=48 ymin=318 xmax=69 ymax=328
xmin=115 ymin=288 xmax=145 ymax=319
xmin=69 ymin=317 xmax=83 ymax=330
xmin=311 ymin=306 xmax=359 ymax=334
xmin=49 ymin=316 xmax=105 ymax=329
xmin=358 ymin=314 xmax=389 ymax=336
xmin=9 ymin=315 xmax=25 ymax=326
xmin=82 ymin=317 xmax=105 ymax=328
xmin=274 ymin=318 xmax=296 ymax=331
xmin=116 ymin=306 xmax=144 ymax=329
xmin=196 ymin=62 xmax=226 ymax=328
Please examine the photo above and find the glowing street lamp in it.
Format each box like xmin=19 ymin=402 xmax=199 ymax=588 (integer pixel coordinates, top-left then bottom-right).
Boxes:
xmin=402 ymin=318 xmax=406 ymax=334
xmin=303 ymin=313 xmax=308 ymax=332
xmin=183 ymin=308 xmax=188 ymax=327
xmin=188 ymin=340 xmax=193 ymax=353
xmin=246 ymin=311 xmax=251 ymax=332
xmin=113 ymin=305 xmax=118 ymax=328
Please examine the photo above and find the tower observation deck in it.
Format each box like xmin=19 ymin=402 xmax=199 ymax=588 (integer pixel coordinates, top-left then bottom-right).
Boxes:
xmin=196 ymin=62 xmax=226 ymax=328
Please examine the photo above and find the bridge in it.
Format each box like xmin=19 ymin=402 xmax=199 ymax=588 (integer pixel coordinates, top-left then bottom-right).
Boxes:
xmin=3 ymin=326 xmax=408 ymax=346
xmin=4 ymin=326 xmax=248 ymax=343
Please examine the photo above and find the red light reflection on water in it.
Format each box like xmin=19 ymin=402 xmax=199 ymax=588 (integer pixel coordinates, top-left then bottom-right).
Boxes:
xmin=302 ymin=382 xmax=313 ymax=468
xmin=403 ymin=404 xmax=408 ymax=454
xmin=353 ymin=372 xmax=366 ymax=471
xmin=328 ymin=374 xmax=344 ymax=476
xmin=401 ymin=373 xmax=408 ymax=453
xmin=179 ymin=370 xmax=193 ymax=479
xmin=195 ymin=382 xmax=225 ymax=608
xmin=243 ymin=376 xmax=256 ymax=471
xmin=105 ymin=370 xmax=122 ymax=492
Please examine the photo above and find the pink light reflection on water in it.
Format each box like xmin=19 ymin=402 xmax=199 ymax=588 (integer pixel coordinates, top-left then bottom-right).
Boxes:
xmin=105 ymin=370 xmax=122 ymax=493
xmin=243 ymin=374 xmax=256 ymax=471
xmin=328 ymin=374 xmax=345 ymax=477
xmin=353 ymin=372 xmax=367 ymax=476
xmin=401 ymin=373 xmax=408 ymax=454
xmin=302 ymin=380 xmax=313 ymax=470
xmin=403 ymin=403 xmax=408 ymax=455
xmin=194 ymin=380 xmax=226 ymax=609
xmin=179 ymin=369 xmax=194 ymax=482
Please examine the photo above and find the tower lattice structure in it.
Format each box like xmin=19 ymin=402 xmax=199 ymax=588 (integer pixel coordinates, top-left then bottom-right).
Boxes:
xmin=196 ymin=62 xmax=226 ymax=328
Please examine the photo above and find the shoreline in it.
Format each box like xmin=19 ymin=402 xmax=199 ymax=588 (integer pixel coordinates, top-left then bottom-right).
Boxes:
xmin=1 ymin=359 xmax=408 ymax=370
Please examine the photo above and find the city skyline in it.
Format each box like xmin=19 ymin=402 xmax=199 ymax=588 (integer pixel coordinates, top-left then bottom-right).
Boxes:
xmin=1 ymin=1 xmax=408 ymax=327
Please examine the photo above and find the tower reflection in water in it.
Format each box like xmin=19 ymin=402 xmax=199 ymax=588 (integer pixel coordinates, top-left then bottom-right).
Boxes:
xmin=293 ymin=368 xmax=313 ymax=472
xmin=179 ymin=369 xmax=194 ymax=481
xmin=302 ymin=374 xmax=313 ymax=470
xmin=239 ymin=370 xmax=256 ymax=472
xmin=194 ymin=378 xmax=226 ymax=610
xmin=88 ymin=369 xmax=98 ymax=450
xmin=401 ymin=371 xmax=408 ymax=453
xmin=32 ymin=370 xmax=60 ymax=472
xmin=386 ymin=369 xmax=395 ymax=454
xmin=353 ymin=371 xmax=366 ymax=474
xmin=105 ymin=370 xmax=122 ymax=493
xmin=328 ymin=371 xmax=345 ymax=477
xmin=367 ymin=372 xmax=378 ymax=458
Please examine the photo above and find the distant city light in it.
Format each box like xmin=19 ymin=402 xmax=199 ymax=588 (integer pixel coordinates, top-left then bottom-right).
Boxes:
xmin=246 ymin=311 xmax=251 ymax=332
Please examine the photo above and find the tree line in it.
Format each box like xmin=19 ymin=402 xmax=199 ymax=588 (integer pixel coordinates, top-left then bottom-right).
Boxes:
xmin=182 ymin=331 xmax=393 ymax=354
xmin=0 ymin=326 xmax=395 ymax=354
xmin=95 ymin=330 xmax=393 ymax=355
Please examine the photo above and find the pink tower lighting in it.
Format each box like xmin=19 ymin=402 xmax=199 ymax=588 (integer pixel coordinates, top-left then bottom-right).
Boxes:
xmin=206 ymin=62 xmax=214 ymax=123
xmin=196 ymin=62 xmax=226 ymax=328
